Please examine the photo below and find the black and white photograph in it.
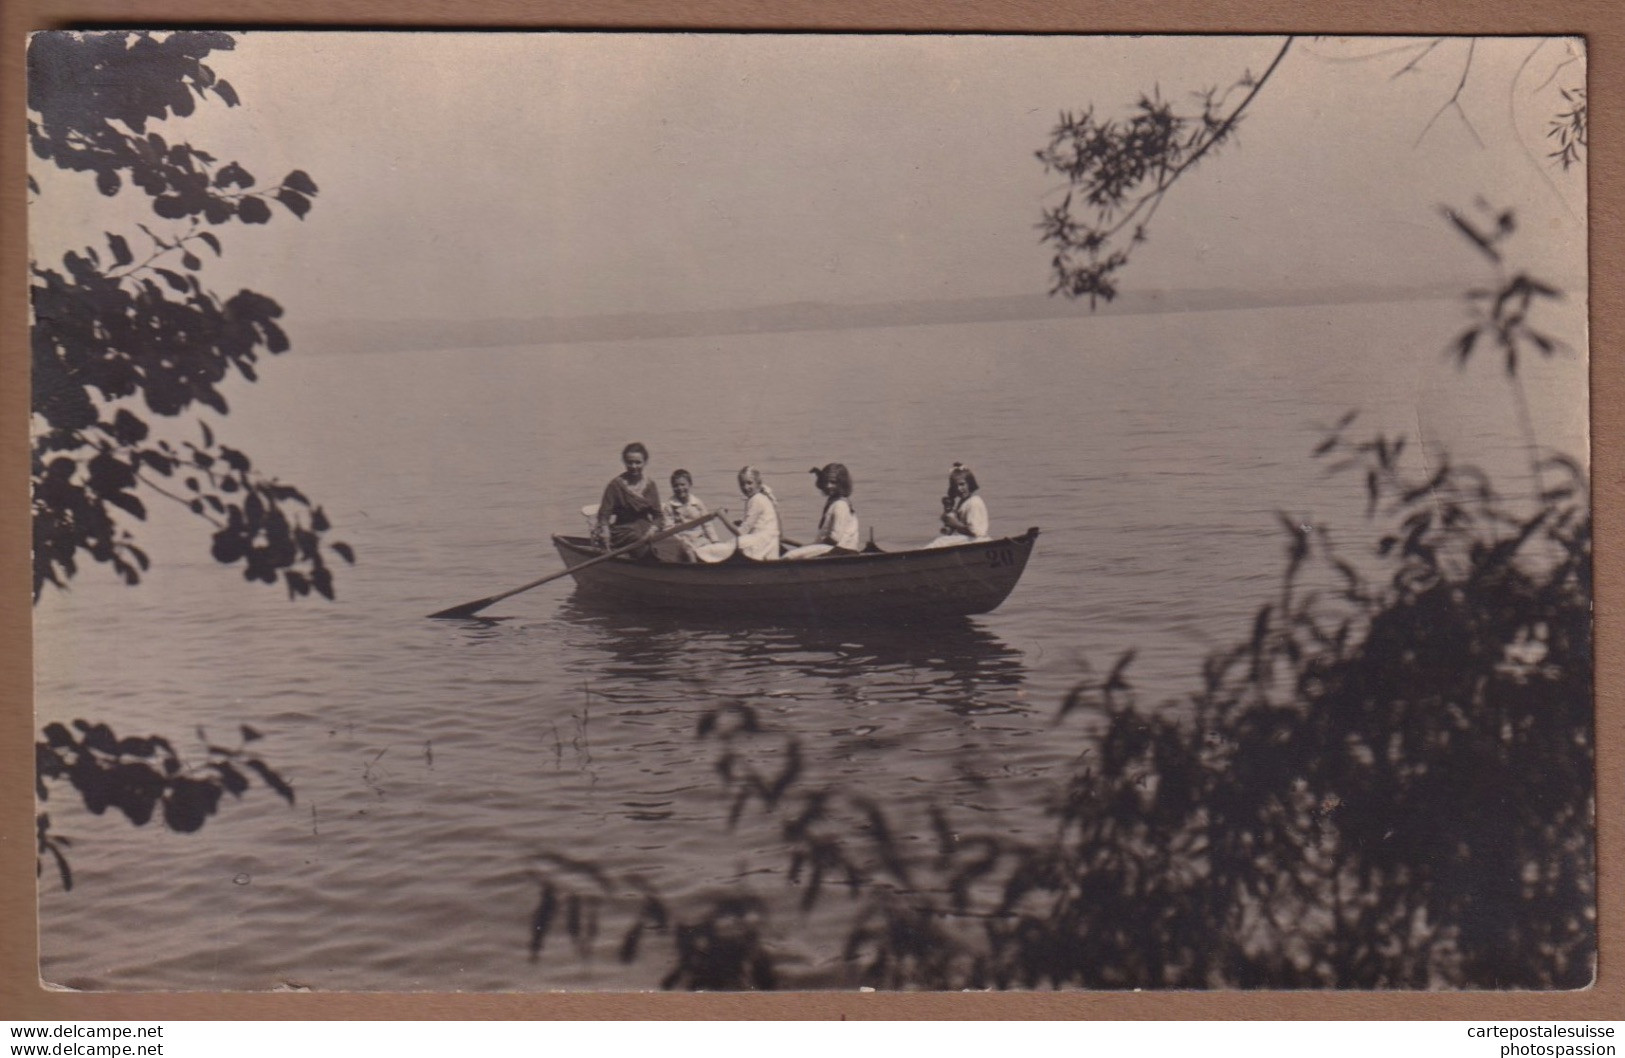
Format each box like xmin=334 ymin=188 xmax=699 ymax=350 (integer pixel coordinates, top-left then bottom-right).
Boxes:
xmin=27 ymin=31 xmax=1592 ymax=992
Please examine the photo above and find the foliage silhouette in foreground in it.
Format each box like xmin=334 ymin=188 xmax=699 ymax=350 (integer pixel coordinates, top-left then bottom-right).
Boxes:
xmin=533 ymin=434 xmax=1591 ymax=989
xmin=1548 ymin=86 xmax=1587 ymax=171
xmin=28 ymin=30 xmax=353 ymax=600
xmin=29 ymin=32 xmax=320 ymax=888
xmin=529 ymin=213 xmax=1591 ymax=989
xmin=36 ymin=721 xmax=294 ymax=891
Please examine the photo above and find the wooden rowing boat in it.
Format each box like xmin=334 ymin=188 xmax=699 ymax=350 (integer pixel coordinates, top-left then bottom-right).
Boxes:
xmin=549 ymin=528 xmax=1039 ymax=620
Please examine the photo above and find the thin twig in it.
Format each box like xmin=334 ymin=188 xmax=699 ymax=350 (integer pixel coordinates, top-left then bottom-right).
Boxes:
xmin=1301 ymin=39 xmax=1438 ymax=66
xmin=1508 ymin=372 xmax=1545 ymax=503
xmin=1508 ymin=39 xmax=1582 ymax=224
xmin=1531 ymin=48 xmax=1578 ymax=94
xmin=1096 ymin=37 xmax=1294 ymax=245
xmin=135 ymin=469 xmax=226 ymax=529
xmin=1392 ymin=37 xmax=1444 ymax=79
xmin=107 ymin=218 xmax=200 ymax=282
xmin=1415 ymin=38 xmax=1484 ymax=149
xmin=1512 ymin=39 xmax=1548 ymax=103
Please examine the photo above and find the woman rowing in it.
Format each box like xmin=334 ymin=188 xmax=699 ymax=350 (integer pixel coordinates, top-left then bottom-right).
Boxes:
xmin=694 ymin=466 xmax=781 ymax=562
xmin=592 ymin=442 xmax=663 ymax=553
xmin=783 ymin=463 xmax=859 ymax=560
xmin=923 ymin=462 xmax=990 ymax=548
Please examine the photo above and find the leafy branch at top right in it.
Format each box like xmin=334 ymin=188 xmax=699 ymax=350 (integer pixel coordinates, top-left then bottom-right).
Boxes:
xmin=1036 ymin=36 xmax=1586 ymax=308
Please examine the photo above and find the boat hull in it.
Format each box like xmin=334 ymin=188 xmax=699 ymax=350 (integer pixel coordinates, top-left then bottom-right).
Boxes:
xmin=551 ymin=528 xmax=1038 ymax=620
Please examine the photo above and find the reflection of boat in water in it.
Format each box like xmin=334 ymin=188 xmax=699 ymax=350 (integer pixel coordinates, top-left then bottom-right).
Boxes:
xmin=554 ymin=601 xmax=1029 ymax=714
xmin=550 ymin=528 xmax=1039 ymax=620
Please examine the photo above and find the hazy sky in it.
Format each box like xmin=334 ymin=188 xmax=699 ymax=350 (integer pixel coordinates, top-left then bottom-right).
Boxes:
xmin=32 ymin=33 xmax=1587 ymax=326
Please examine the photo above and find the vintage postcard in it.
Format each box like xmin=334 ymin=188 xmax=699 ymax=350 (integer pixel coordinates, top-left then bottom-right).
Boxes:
xmin=27 ymin=32 xmax=1590 ymax=992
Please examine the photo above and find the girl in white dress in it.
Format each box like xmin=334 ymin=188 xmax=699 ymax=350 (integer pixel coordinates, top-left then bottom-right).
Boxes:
xmin=924 ymin=463 xmax=990 ymax=548
xmin=784 ymin=463 xmax=859 ymax=560
xmin=694 ymin=466 xmax=782 ymax=562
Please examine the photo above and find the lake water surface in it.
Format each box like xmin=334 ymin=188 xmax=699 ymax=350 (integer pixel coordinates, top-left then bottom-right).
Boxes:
xmin=34 ymin=299 xmax=1587 ymax=990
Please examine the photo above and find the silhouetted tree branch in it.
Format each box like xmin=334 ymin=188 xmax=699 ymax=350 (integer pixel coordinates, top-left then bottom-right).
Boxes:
xmin=1036 ymin=38 xmax=1294 ymax=306
xmin=1415 ymin=38 xmax=1484 ymax=148
xmin=36 ymin=720 xmax=294 ymax=891
xmin=1041 ymin=36 xmax=1586 ymax=308
xmin=1548 ymin=86 xmax=1587 ymax=171
xmin=28 ymin=31 xmax=353 ymax=600
xmin=1442 ymin=200 xmax=1571 ymax=496
xmin=30 ymin=31 xmax=325 ymax=889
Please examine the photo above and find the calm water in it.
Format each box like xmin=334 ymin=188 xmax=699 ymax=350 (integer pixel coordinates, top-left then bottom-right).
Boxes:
xmin=34 ymin=300 xmax=1586 ymax=990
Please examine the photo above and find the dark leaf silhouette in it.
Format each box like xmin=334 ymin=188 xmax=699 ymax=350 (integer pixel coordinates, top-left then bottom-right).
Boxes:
xmin=529 ymin=883 xmax=558 ymax=961
xmin=28 ymin=31 xmax=351 ymax=601
xmin=1443 ymin=207 xmax=1500 ymax=262
xmin=238 ymin=196 xmax=271 ymax=224
xmin=244 ymin=759 xmax=295 ymax=804
xmin=274 ymin=189 xmax=311 ymax=219
xmin=35 ymin=720 xmax=296 ymax=887
xmin=282 ymin=169 xmax=318 ymax=195
xmin=1455 ymin=328 xmax=1479 ymax=365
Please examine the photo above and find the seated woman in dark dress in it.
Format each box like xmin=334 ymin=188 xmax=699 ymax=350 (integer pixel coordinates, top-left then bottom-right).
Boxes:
xmin=592 ymin=442 xmax=662 ymax=552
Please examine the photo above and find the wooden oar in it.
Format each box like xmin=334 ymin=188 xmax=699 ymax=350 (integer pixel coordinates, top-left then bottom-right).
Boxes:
xmin=427 ymin=511 xmax=721 ymax=619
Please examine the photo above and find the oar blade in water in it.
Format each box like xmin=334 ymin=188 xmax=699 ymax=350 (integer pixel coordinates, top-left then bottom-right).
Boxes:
xmin=426 ymin=597 xmax=499 ymax=620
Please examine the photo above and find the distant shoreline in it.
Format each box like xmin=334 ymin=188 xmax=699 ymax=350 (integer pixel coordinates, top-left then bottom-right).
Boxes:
xmin=296 ymin=282 xmax=1548 ymax=355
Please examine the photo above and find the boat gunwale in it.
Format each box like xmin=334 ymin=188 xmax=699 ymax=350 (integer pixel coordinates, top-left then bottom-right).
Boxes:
xmin=550 ymin=526 xmax=1040 ymax=571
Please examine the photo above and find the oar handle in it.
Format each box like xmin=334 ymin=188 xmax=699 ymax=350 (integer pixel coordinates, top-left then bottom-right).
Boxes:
xmin=713 ymin=508 xmax=801 ymax=550
xmin=427 ymin=511 xmax=723 ymax=619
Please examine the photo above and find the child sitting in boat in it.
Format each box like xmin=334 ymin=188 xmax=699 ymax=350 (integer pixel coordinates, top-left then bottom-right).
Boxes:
xmin=924 ymin=462 xmax=990 ymax=548
xmin=657 ymin=468 xmax=721 ymax=562
xmin=694 ymin=466 xmax=781 ymax=562
xmin=784 ymin=463 xmax=859 ymax=560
